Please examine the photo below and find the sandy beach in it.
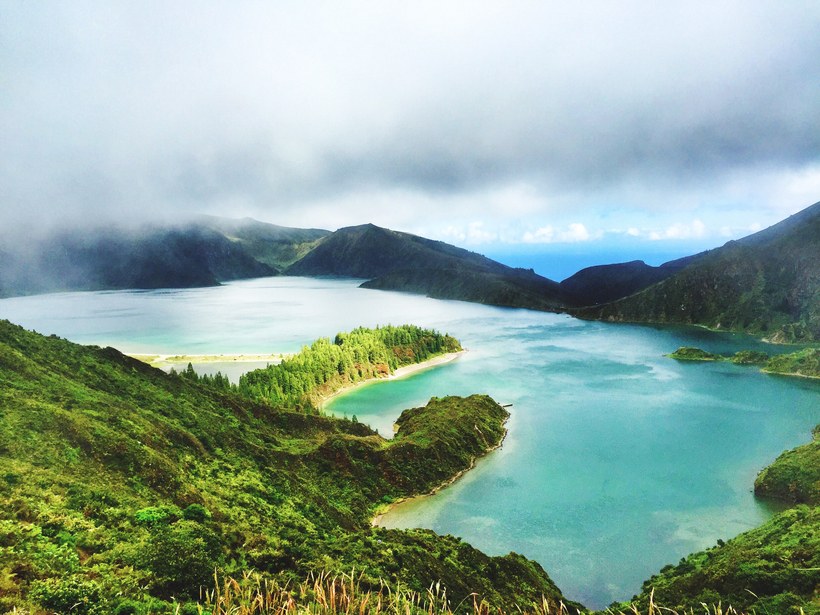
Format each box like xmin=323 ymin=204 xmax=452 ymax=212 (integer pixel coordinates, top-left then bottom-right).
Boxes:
xmin=129 ymin=352 xmax=288 ymax=367
xmin=318 ymin=350 xmax=466 ymax=409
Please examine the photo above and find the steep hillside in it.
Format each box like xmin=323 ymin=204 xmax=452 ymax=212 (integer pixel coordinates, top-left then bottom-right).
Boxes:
xmin=287 ymin=223 xmax=569 ymax=310
xmin=574 ymin=201 xmax=820 ymax=341
xmin=0 ymin=320 xmax=572 ymax=613
xmin=199 ymin=215 xmax=330 ymax=270
xmin=0 ymin=224 xmax=275 ymax=297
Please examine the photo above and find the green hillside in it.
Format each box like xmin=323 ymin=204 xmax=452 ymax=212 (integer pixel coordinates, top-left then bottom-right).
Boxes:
xmin=558 ymin=260 xmax=685 ymax=307
xmin=618 ymin=415 xmax=820 ymax=615
xmin=755 ymin=426 xmax=820 ymax=505
xmin=199 ymin=215 xmax=330 ymax=271
xmin=0 ymin=223 xmax=275 ymax=297
xmin=765 ymin=348 xmax=820 ymax=378
xmin=574 ymin=201 xmax=820 ymax=342
xmin=0 ymin=320 xmax=571 ymax=613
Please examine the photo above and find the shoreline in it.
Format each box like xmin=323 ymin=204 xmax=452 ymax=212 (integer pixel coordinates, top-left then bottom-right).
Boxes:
xmin=318 ymin=349 xmax=466 ymax=409
xmin=371 ymin=414 xmax=509 ymax=527
xmin=129 ymin=352 xmax=288 ymax=367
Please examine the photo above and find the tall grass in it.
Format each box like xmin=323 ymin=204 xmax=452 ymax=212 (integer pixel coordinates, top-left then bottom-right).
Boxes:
xmin=183 ymin=573 xmax=772 ymax=615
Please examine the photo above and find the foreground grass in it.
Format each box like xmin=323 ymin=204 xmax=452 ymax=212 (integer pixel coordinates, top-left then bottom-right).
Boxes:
xmin=119 ymin=572 xmax=765 ymax=615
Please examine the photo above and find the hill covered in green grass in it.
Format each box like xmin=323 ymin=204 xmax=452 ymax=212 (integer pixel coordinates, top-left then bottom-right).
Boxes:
xmin=0 ymin=320 xmax=571 ymax=613
xmin=754 ymin=426 xmax=820 ymax=506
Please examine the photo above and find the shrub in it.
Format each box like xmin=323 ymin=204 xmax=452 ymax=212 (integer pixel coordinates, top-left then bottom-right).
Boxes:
xmin=182 ymin=503 xmax=210 ymax=522
xmin=143 ymin=520 xmax=223 ymax=599
xmin=134 ymin=505 xmax=181 ymax=526
xmin=29 ymin=576 xmax=104 ymax=615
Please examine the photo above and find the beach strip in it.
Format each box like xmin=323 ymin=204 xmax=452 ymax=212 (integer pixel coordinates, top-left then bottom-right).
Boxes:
xmin=128 ymin=353 xmax=288 ymax=367
xmin=319 ymin=350 xmax=466 ymax=408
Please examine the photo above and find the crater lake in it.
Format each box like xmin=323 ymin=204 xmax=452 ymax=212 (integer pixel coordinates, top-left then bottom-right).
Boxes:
xmin=2 ymin=276 xmax=817 ymax=608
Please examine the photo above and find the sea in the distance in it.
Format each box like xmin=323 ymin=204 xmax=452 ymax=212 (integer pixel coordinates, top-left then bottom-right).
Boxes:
xmin=1 ymin=276 xmax=818 ymax=608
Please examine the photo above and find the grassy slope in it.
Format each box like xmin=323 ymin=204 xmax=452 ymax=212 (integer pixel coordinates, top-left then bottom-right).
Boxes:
xmin=755 ymin=426 xmax=820 ymax=505
xmin=764 ymin=348 xmax=820 ymax=378
xmin=615 ymin=506 xmax=819 ymax=614
xmin=198 ymin=215 xmax=331 ymax=271
xmin=0 ymin=320 xmax=570 ymax=613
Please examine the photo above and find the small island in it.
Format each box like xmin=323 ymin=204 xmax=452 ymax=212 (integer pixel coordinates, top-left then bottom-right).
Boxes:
xmin=668 ymin=346 xmax=820 ymax=378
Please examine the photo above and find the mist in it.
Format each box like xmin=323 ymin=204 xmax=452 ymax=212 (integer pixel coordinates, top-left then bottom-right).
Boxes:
xmin=2 ymin=2 xmax=819 ymax=247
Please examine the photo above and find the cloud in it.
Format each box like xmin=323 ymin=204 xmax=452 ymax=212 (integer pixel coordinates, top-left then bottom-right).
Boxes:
xmin=649 ymin=219 xmax=707 ymax=241
xmin=522 ymin=223 xmax=595 ymax=244
xmin=1 ymin=1 xmax=819 ymax=242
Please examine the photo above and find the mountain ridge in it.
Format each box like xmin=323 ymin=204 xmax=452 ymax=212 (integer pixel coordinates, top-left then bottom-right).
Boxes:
xmin=287 ymin=223 xmax=570 ymax=310
xmin=2 ymin=202 xmax=819 ymax=340
xmin=572 ymin=200 xmax=820 ymax=341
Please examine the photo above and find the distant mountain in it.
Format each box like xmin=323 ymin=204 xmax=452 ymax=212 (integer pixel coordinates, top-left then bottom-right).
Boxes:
xmin=286 ymin=223 xmax=569 ymax=310
xmin=198 ymin=215 xmax=330 ymax=270
xmin=559 ymin=259 xmax=690 ymax=306
xmin=573 ymin=201 xmax=820 ymax=342
xmin=0 ymin=223 xmax=275 ymax=297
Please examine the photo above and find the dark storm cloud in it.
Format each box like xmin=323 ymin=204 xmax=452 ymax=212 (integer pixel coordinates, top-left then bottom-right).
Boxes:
xmin=2 ymin=1 xmax=819 ymax=235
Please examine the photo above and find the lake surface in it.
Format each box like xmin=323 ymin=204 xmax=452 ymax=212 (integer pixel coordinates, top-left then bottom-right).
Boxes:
xmin=2 ymin=277 xmax=818 ymax=608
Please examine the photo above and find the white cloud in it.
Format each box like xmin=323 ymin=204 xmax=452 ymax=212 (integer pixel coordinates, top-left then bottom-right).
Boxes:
xmin=649 ymin=219 xmax=707 ymax=241
xmin=467 ymin=221 xmax=497 ymax=243
xmin=521 ymin=223 xmax=595 ymax=244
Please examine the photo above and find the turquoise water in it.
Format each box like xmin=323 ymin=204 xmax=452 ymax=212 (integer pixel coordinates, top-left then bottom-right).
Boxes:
xmin=1 ymin=277 xmax=818 ymax=608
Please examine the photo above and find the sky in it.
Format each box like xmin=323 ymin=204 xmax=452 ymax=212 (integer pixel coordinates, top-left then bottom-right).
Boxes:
xmin=2 ymin=1 xmax=820 ymax=276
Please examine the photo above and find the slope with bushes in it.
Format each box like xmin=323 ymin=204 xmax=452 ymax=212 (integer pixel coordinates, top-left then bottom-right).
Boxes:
xmin=0 ymin=320 xmax=570 ymax=613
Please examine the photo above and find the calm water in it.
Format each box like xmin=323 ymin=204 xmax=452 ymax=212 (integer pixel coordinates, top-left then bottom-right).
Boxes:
xmin=1 ymin=277 xmax=818 ymax=608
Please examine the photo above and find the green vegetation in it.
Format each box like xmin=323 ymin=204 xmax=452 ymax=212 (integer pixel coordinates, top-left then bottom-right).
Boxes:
xmin=729 ymin=349 xmax=770 ymax=365
xmin=0 ymin=320 xmax=572 ymax=613
xmin=2 ymin=317 xmax=818 ymax=613
xmin=178 ymin=571 xmax=761 ymax=615
xmin=755 ymin=426 xmax=820 ymax=505
xmin=668 ymin=347 xmax=723 ymax=361
xmin=618 ymin=417 xmax=820 ymax=614
xmin=667 ymin=346 xmax=820 ymax=378
xmin=764 ymin=347 xmax=820 ymax=378
xmin=234 ymin=325 xmax=461 ymax=409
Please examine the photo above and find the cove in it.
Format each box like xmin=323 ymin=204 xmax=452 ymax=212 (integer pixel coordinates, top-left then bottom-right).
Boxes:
xmin=2 ymin=277 xmax=818 ymax=608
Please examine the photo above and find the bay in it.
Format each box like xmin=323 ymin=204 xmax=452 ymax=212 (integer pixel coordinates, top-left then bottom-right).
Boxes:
xmin=1 ymin=276 xmax=817 ymax=608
